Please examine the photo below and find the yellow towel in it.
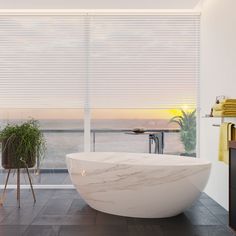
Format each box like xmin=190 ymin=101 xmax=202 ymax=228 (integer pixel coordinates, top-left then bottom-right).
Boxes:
xmin=213 ymin=103 xmax=236 ymax=111
xmin=220 ymin=99 xmax=236 ymax=104
xmin=233 ymin=127 xmax=236 ymax=140
xmin=213 ymin=110 xmax=236 ymax=117
xmin=218 ymin=123 xmax=236 ymax=164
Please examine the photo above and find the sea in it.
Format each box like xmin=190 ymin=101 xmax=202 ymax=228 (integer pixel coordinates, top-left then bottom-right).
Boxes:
xmin=0 ymin=119 xmax=184 ymax=169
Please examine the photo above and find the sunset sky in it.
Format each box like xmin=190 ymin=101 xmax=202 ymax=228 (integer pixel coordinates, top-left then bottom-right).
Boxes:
xmin=0 ymin=108 xmax=190 ymax=120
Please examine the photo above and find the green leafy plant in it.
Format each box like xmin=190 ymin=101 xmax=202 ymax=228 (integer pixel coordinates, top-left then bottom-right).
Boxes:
xmin=169 ymin=109 xmax=196 ymax=156
xmin=0 ymin=119 xmax=46 ymax=168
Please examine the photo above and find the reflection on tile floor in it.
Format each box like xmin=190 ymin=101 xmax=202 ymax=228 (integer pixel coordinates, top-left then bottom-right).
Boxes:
xmin=0 ymin=189 xmax=235 ymax=236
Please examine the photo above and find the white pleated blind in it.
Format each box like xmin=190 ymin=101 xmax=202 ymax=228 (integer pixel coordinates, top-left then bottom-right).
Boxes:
xmin=0 ymin=14 xmax=199 ymax=109
xmin=89 ymin=15 xmax=200 ymax=109
xmin=0 ymin=16 xmax=87 ymax=108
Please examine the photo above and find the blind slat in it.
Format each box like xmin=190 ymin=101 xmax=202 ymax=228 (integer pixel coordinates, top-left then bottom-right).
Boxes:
xmin=0 ymin=15 xmax=199 ymax=109
xmin=89 ymin=15 xmax=199 ymax=109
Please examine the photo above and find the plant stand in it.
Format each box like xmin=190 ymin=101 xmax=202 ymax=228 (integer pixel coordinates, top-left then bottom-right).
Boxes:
xmin=0 ymin=166 xmax=36 ymax=208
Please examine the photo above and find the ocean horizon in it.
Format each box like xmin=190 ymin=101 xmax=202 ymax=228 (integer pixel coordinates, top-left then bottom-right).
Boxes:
xmin=0 ymin=118 xmax=183 ymax=169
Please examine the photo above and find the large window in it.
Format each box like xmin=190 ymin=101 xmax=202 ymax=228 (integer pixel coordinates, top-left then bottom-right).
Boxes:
xmin=91 ymin=109 xmax=187 ymax=154
xmin=0 ymin=13 xmax=200 ymax=186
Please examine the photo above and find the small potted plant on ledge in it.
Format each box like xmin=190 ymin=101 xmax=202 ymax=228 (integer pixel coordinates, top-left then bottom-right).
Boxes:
xmin=169 ymin=109 xmax=196 ymax=157
xmin=0 ymin=119 xmax=46 ymax=206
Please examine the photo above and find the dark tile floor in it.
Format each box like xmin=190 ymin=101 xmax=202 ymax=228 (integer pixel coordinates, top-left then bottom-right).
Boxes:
xmin=0 ymin=189 xmax=235 ymax=236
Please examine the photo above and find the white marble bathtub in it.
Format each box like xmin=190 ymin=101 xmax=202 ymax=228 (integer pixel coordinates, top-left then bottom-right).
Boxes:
xmin=66 ymin=152 xmax=211 ymax=218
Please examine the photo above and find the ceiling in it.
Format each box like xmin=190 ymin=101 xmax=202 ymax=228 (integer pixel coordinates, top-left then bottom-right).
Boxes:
xmin=0 ymin=0 xmax=201 ymax=10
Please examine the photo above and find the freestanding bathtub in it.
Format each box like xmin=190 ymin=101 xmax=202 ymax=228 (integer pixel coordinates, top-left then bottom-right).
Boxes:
xmin=66 ymin=152 xmax=211 ymax=218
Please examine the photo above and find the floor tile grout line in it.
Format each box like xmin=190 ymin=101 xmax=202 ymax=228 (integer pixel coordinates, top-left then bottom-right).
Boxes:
xmin=199 ymin=202 xmax=234 ymax=233
xmin=25 ymin=191 xmax=56 ymax=231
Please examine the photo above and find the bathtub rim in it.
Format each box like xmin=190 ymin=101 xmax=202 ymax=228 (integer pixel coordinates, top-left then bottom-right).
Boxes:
xmin=66 ymin=152 xmax=211 ymax=168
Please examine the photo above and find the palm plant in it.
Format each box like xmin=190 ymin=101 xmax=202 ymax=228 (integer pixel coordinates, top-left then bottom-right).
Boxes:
xmin=169 ymin=109 xmax=196 ymax=156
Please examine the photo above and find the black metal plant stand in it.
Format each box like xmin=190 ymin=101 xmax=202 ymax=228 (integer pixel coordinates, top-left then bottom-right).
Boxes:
xmin=0 ymin=166 xmax=36 ymax=208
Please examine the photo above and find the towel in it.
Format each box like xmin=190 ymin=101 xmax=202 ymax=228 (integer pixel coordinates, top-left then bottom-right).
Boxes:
xmin=213 ymin=110 xmax=236 ymax=117
xmin=213 ymin=103 xmax=236 ymax=111
xmin=218 ymin=123 xmax=236 ymax=164
xmin=233 ymin=127 xmax=236 ymax=140
xmin=221 ymin=99 xmax=236 ymax=104
xmin=212 ymin=99 xmax=236 ymax=117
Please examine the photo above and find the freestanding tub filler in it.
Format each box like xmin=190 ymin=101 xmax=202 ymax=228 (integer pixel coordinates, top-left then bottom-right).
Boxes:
xmin=66 ymin=152 xmax=211 ymax=218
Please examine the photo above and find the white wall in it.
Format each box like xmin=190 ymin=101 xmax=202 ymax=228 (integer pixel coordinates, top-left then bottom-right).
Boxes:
xmin=201 ymin=0 xmax=236 ymax=210
xmin=0 ymin=0 xmax=199 ymax=10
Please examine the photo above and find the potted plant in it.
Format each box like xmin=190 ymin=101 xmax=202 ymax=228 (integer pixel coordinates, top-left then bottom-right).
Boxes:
xmin=0 ymin=119 xmax=46 ymax=169
xmin=169 ymin=109 xmax=196 ymax=157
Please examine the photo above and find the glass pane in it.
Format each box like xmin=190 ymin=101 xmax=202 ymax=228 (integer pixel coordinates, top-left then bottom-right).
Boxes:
xmin=0 ymin=109 xmax=83 ymax=185
xmin=91 ymin=109 xmax=197 ymax=156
